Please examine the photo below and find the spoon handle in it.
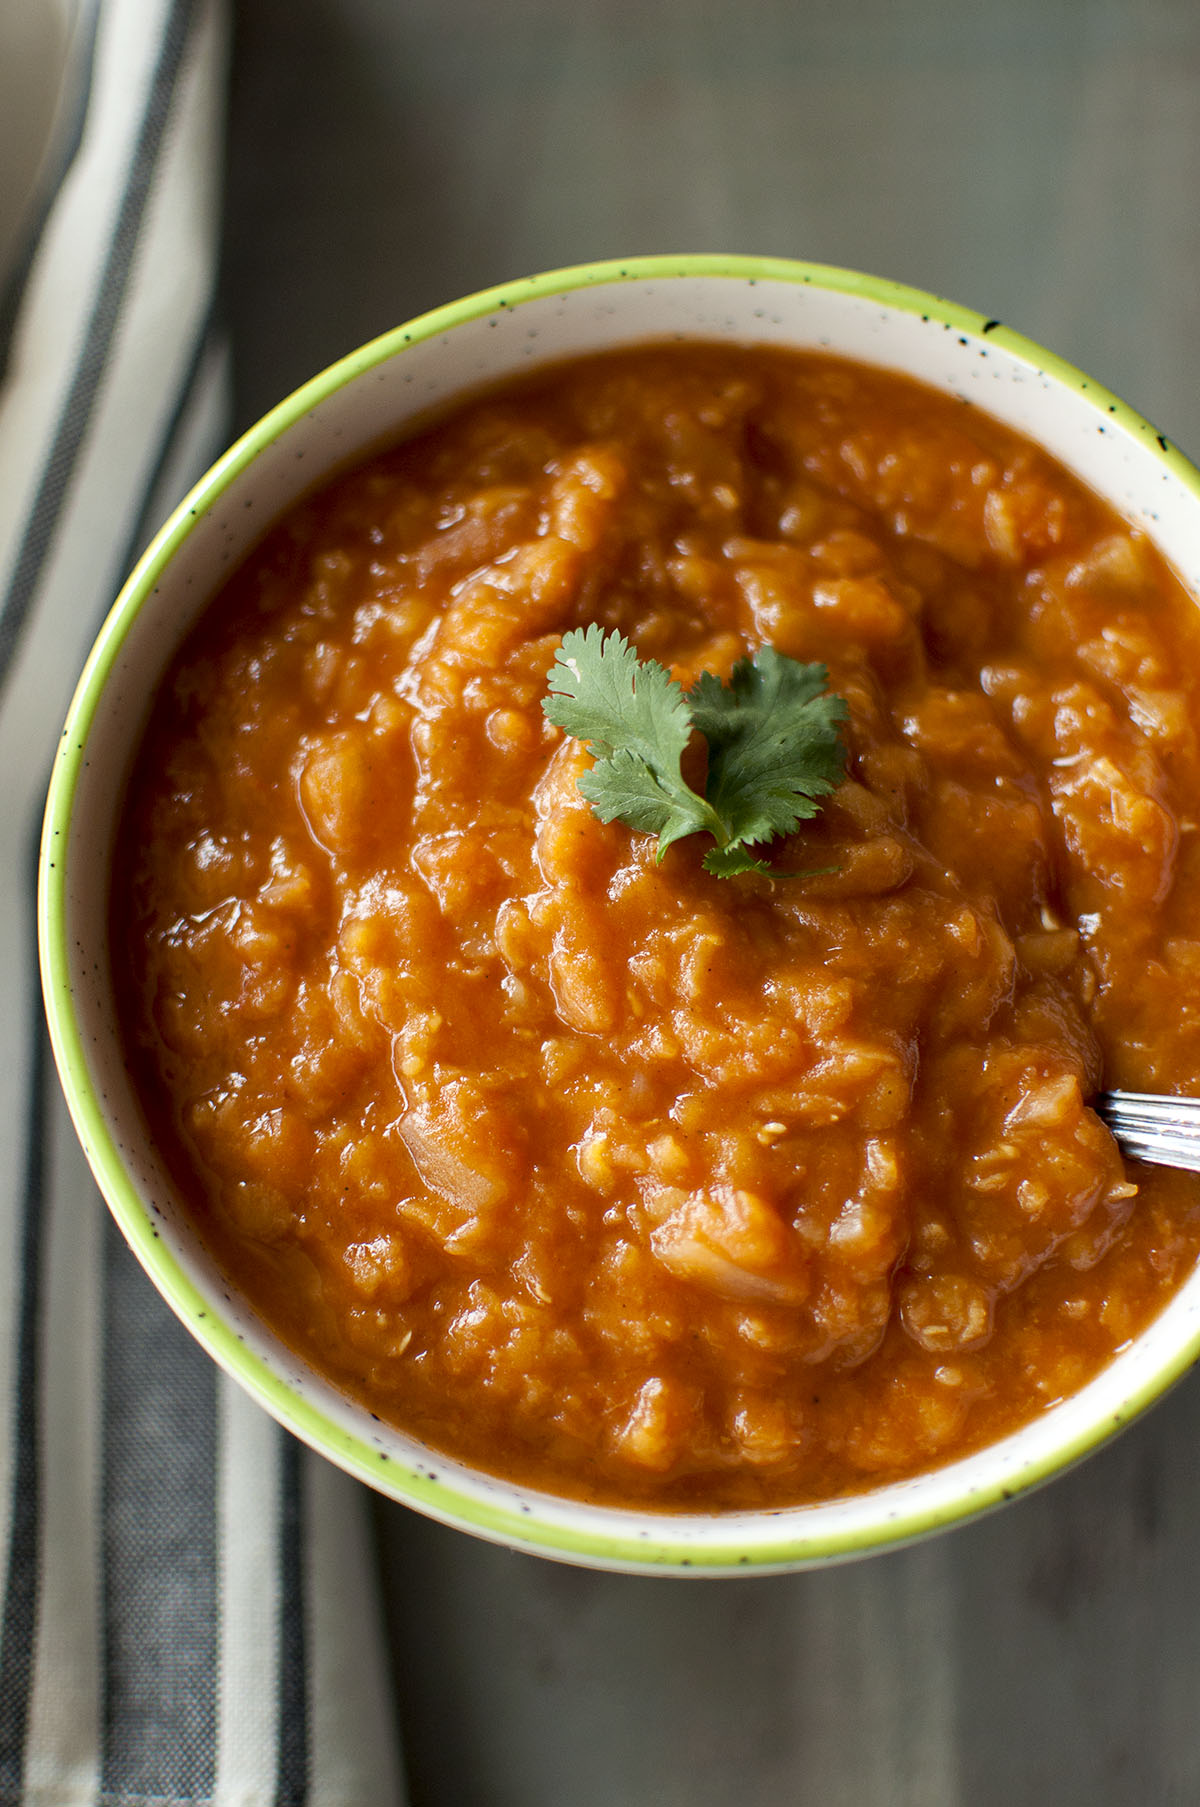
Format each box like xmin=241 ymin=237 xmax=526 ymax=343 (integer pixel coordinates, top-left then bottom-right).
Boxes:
xmin=1095 ymin=1090 xmax=1200 ymax=1172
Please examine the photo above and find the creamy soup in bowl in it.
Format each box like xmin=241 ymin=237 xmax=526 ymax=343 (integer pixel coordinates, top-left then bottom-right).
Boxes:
xmin=39 ymin=257 xmax=1200 ymax=1572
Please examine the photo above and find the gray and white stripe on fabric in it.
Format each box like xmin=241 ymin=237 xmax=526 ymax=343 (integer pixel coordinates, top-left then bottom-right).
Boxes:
xmin=0 ymin=0 xmax=101 ymax=385
xmin=0 ymin=0 xmax=405 ymax=1797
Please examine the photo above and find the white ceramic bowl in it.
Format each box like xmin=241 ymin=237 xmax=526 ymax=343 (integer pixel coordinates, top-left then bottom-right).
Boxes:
xmin=39 ymin=255 xmax=1200 ymax=1575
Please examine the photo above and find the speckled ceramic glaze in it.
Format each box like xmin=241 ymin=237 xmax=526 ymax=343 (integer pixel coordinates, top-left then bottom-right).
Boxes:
xmin=38 ymin=256 xmax=1200 ymax=1574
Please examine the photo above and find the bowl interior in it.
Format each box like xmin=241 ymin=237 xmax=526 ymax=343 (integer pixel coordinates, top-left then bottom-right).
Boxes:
xmin=39 ymin=256 xmax=1200 ymax=1573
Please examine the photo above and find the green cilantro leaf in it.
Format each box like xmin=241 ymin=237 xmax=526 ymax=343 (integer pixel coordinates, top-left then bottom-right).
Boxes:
xmin=543 ymin=627 xmax=723 ymax=860
xmin=687 ymin=648 xmax=848 ymax=875
xmin=542 ymin=627 xmax=847 ymax=877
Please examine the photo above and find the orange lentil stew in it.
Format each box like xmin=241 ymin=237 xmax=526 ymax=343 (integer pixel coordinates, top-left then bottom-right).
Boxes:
xmin=113 ymin=345 xmax=1200 ymax=1510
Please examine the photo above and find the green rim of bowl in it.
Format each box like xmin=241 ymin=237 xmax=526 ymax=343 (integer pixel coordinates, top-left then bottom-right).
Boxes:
xmin=38 ymin=253 xmax=1200 ymax=1571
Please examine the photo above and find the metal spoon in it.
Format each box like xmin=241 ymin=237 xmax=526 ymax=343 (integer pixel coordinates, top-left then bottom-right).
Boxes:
xmin=1095 ymin=1091 xmax=1200 ymax=1172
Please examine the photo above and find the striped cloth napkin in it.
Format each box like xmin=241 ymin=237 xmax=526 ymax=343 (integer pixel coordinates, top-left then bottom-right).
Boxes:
xmin=0 ymin=0 xmax=406 ymax=1799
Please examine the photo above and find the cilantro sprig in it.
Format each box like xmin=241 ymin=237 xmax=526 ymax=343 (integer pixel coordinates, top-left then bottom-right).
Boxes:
xmin=542 ymin=626 xmax=848 ymax=877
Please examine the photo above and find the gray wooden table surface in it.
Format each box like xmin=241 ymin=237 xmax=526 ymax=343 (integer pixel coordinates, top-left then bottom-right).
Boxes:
xmin=223 ymin=2 xmax=1200 ymax=1800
